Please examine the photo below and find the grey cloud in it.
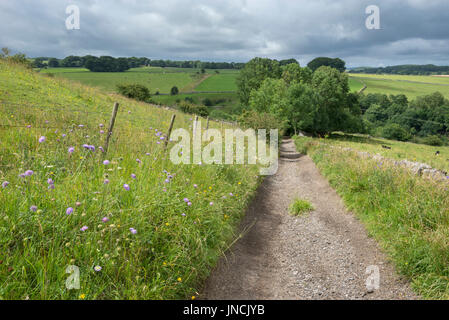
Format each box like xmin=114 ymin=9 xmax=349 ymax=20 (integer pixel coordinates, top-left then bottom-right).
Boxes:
xmin=0 ymin=0 xmax=448 ymax=66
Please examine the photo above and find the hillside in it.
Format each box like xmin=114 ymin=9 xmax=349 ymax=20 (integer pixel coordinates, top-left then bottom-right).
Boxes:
xmin=0 ymin=61 xmax=260 ymax=299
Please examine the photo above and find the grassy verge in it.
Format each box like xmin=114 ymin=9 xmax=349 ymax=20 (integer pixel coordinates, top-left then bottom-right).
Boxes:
xmin=0 ymin=61 xmax=261 ymax=299
xmin=294 ymin=135 xmax=449 ymax=299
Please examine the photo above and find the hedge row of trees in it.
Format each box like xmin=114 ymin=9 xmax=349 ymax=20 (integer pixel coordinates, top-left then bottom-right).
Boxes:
xmin=349 ymin=64 xmax=449 ymax=75
xmin=361 ymin=92 xmax=449 ymax=145
xmin=236 ymin=57 xmax=361 ymax=135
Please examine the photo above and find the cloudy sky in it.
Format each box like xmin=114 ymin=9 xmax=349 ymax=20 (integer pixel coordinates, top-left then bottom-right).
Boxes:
xmin=1 ymin=0 xmax=448 ymax=67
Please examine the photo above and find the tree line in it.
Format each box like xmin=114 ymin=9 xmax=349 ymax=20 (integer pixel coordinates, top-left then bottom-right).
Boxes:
xmin=349 ymin=64 xmax=449 ymax=75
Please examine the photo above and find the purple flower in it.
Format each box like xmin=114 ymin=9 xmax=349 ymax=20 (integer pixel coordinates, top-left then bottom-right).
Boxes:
xmin=80 ymin=226 xmax=88 ymax=231
xmin=66 ymin=207 xmax=74 ymax=215
xmin=102 ymin=217 xmax=109 ymax=222
xmin=136 ymin=158 xmax=141 ymax=164
xmin=103 ymin=179 xmax=110 ymax=185
xmin=25 ymin=170 xmax=34 ymax=176
xmin=62 ymin=134 xmax=66 ymax=138
xmin=88 ymin=145 xmax=95 ymax=152
xmin=187 ymin=202 xmax=192 ymax=206
xmin=68 ymin=147 xmax=75 ymax=153
xmin=78 ymin=124 xmax=84 ymax=128
xmin=47 ymin=178 xmax=54 ymax=185
xmin=26 ymin=125 xmax=31 ymax=128
xmin=99 ymin=124 xmax=104 ymax=128
xmin=229 ymin=193 xmax=234 ymax=196
xmin=123 ymin=184 xmax=130 ymax=191
xmin=82 ymin=144 xmax=90 ymax=149
xmin=1 ymin=181 xmax=9 ymax=188
xmin=48 ymin=184 xmax=55 ymax=190
xmin=160 ymin=136 xmax=165 ymax=140
xmin=156 ymin=141 xmax=160 ymax=144
xmin=146 ymin=153 xmax=150 ymax=156
xmin=30 ymin=205 xmax=38 ymax=212
xmin=99 ymin=146 xmax=105 ymax=153
xmin=100 ymin=130 xmax=105 ymax=134
xmin=209 ymin=202 xmax=214 ymax=206
xmin=181 ymin=213 xmax=186 ymax=217
xmin=183 ymin=198 xmax=189 ymax=203
xmin=94 ymin=265 xmax=102 ymax=272
xmin=164 ymin=179 xmax=170 ymax=183
xmin=129 ymin=228 xmax=137 ymax=234
xmin=193 ymin=184 xmax=198 ymax=188
xmin=103 ymin=160 xmax=110 ymax=165
xmin=131 ymin=173 xmax=136 ymax=179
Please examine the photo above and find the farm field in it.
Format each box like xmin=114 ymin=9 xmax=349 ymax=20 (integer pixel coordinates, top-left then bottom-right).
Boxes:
xmin=0 ymin=61 xmax=261 ymax=299
xmin=294 ymin=136 xmax=449 ymax=299
xmin=194 ymin=73 xmax=238 ymax=92
xmin=348 ymin=73 xmax=449 ymax=99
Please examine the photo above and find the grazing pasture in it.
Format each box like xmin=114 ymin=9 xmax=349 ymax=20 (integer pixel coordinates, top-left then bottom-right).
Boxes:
xmin=0 ymin=61 xmax=261 ymax=299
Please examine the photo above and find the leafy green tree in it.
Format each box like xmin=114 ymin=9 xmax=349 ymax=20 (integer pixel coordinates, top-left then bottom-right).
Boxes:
xmin=116 ymin=84 xmax=150 ymax=101
xmin=281 ymin=63 xmax=312 ymax=85
xmin=48 ymin=58 xmax=59 ymax=67
xmin=307 ymin=57 xmax=346 ymax=72
xmin=286 ymin=83 xmax=317 ymax=134
xmin=236 ymin=57 xmax=281 ymax=105
xmin=170 ymin=86 xmax=179 ymax=95
xmin=248 ymin=78 xmax=288 ymax=118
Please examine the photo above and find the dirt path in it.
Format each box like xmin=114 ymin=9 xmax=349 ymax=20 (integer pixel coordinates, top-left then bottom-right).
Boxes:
xmin=201 ymin=138 xmax=417 ymax=300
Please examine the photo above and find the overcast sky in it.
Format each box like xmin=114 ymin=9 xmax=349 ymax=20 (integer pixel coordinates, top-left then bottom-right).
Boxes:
xmin=1 ymin=0 xmax=448 ymax=67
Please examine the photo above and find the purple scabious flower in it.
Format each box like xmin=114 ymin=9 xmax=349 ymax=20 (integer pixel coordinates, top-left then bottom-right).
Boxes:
xmin=66 ymin=207 xmax=74 ymax=215
xmin=103 ymin=179 xmax=110 ymax=185
xmin=62 ymin=134 xmax=66 ymax=138
xmin=68 ymin=147 xmax=75 ymax=153
xmin=193 ymin=184 xmax=198 ymax=188
xmin=78 ymin=124 xmax=84 ymax=128
xmin=145 ymin=152 xmax=150 ymax=156
xmin=123 ymin=184 xmax=130 ymax=191
xmin=102 ymin=217 xmax=109 ymax=222
xmin=80 ymin=226 xmax=88 ymax=231
xmin=88 ymin=145 xmax=95 ymax=152
xmin=99 ymin=123 xmax=104 ymax=128
xmin=183 ymin=198 xmax=189 ymax=203
xmin=30 ymin=205 xmax=38 ymax=212
xmin=47 ymin=178 xmax=54 ymax=185
xmin=103 ymin=160 xmax=110 ymax=165
xmin=129 ymin=228 xmax=137 ymax=234
xmin=100 ymin=130 xmax=105 ymax=134
xmin=131 ymin=173 xmax=136 ymax=179
xmin=209 ymin=202 xmax=214 ymax=206
xmin=181 ymin=213 xmax=186 ymax=217
xmin=136 ymin=158 xmax=141 ymax=164
xmin=1 ymin=181 xmax=9 ymax=188
xmin=39 ymin=136 xmax=46 ymax=143
xmin=82 ymin=144 xmax=90 ymax=149
xmin=99 ymin=146 xmax=105 ymax=152
xmin=24 ymin=170 xmax=34 ymax=176
xmin=187 ymin=202 xmax=192 ymax=206
xmin=229 ymin=193 xmax=234 ymax=196
xmin=164 ymin=179 xmax=170 ymax=183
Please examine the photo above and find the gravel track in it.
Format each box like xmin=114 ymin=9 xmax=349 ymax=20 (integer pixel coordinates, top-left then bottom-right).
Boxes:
xmin=201 ymin=139 xmax=417 ymax=300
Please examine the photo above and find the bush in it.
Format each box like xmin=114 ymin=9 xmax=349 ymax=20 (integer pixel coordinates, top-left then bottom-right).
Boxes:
xmin=420 ymin=135 xmax=445 ymax=146
xmin=170 ymin=86 xmax=179 ymax=95
xmin=237 ymin=110 xmax=287 ymax=135
xmin=116 ymin=84 xmax=150 ymax=101
xmin=178 ymin=102 xmax=209 ymax=117
xmin=380 ymin=123 xmax=411 ymax=141
xmin=203 ymin=98 xmax=213 ymax=106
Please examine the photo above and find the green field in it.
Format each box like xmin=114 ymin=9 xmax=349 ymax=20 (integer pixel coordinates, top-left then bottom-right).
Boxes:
xmin=349 ymin=73 xmax=449 ymax=99
xmin=194 ymin=73 xmax=238 ymax=92
xmin=0 ymin=61 xmax=261 ymax=299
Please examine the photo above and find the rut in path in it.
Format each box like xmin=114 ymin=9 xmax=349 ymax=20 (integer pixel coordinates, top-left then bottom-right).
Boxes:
xmin=201 ymin=138 xmax=417 ymax=299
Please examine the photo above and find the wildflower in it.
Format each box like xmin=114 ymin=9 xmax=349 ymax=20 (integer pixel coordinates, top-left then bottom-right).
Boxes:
xmin=131 ymin=173 xmax=136 ymax=179
xmin=94 ymin=265 xmax=102 ymax=272
xmin=25 ymin=170 xmax=34 ymax=176
xmin=187 ymin=202 xmax=192 ymax=206
xmin=68 ymin=147 xmax=75 ymax=153
xmin=146 ymin=153 xmax=150 ymax=156
xmin=62 ymin=134 xmax=66 ymax=138
xmin=78 ymin=124 xmax=84 ymax=128
xmin=48 ymin=184 xmax=55 ymax=190
xmin=164 ymin=179 xmax=170 ymax=183
xmin=99 ymin=124 xmax=104 ymax=128
xmin=80 ymin=226 xmax=88 ymax=231
xmin=183 ymin=198 xmax=189 ymax=203
xmin=123 ymin=184 xmax=130 ymax=191
xmin=181 ymin=213 xmax=186 ymax=217
xmin=103 ymin=160 xmax=110 ymax=165
xmin=38 ymin=136 xmax=46 ymax=143
xmin=177 ymin=277 xmax=182 ymax=282
xmin=66 ymin=207 xmax=74 ymax=215
xmin=30 ymin=205 xmax=38 ymax=212
xmin=238 ymin=182 xmax=241 ymax=185
xmin=103 ymin=179 xmax=110 ymax=185
xmin=99 ymin=146 xmax=105 ymax=152
xmin=82 ymin=144 xmax=90 ymax=149
xmin=191 ymin=296 xmax=196 ymax=300
xmin=209 ymin=202 xmax=214 ymax=206
xmin=1 ymin=181 xmax=9 ymax=188
xmin=76 ymin=202 xmax=82 ymax=207
xmin=47 ymin=178 xmax=54 ymax=185
xmin=136 ymin=158 xmax=141 ymax=164
xmin=102 ymin=217 xmax=109 ymax=223
xmin=229 ymin=193 xmax=234 ymax=196
xmin=79 ymin=294 xmax=86 ymax=299
xmin=100 ymin=130 xmax=104 ymax=134
xmin=129 ymin=228 xmax=137 ymax=234
xmin=193 ymin=184 xmax=198 ymax=188
xmin=88 ymin=145 xmax=95 ymax=152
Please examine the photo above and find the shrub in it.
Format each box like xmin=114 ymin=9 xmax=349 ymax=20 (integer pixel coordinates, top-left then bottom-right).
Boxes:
xmin=380 ymin=123 xmax=411 ymax=141
xmin=170 ymin=86 xmax=179 ymax=95
xmin=178 ymin=102 xmax=209 ymax=117
xmin=421 ymin=135 xmax=445 ymax=146
xmin=203 ymin=98 xmax=213 ymax=106
xmin=116 ymin=84 xmax=150 ymax=101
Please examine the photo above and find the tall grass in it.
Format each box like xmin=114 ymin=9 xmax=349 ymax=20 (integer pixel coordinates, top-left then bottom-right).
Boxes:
xmin=0 ymin=61 xmax=261 ymax=299
xmin=294 ymin=136 xmax=449 ymax=299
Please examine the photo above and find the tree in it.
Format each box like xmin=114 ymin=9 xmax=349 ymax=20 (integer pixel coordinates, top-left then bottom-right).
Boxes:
xmin=116 ymin=84 xmax=150 ymax=101
xmin=281 ymin=63 xmax=312 ymax=86
xmin=170 ymin=86 xmax=179 ymax=95
xmin=48 ymin=58 xmax=59 ymax=67
xmin=286 ymin=83 xmax=318 ymax=134
xmin=236 ymin=57 xmax=281 ymax=105
xmin=307 ymin=57 xmax=346 ymax=72
xmin=248 ymin=78 xmax=289 ymax=119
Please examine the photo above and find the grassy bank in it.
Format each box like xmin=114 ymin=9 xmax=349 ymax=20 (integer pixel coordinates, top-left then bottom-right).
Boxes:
xmin=294 ymin=136 xmax=449 ymax=299
xmin=0 ymin=61 xmax=261 ymax=299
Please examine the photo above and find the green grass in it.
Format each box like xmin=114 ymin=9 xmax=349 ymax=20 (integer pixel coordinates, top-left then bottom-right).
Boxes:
xmin=348 ymin=77 xmax=365 ymax=92
xmin=194 ymin=74 xmax=238 ymax=92
xmin=288 ymin=198 xmax=314 ymax=216
xmin=0 ymin=61 xmax=261 ymax=299
xmin=320 ymin=132 xmax=449 ymax=172
xmin=294 ymin=136 xmax=449 ymax=299
xmin=348 ymin=74 xmax=449 ymax=99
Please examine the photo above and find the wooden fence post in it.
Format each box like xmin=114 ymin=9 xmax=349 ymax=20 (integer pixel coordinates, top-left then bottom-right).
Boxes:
xmin=164 ymin=114 xmax=176 ymax=151
xmin=103 ymin=102 xmax=119 ymax=156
